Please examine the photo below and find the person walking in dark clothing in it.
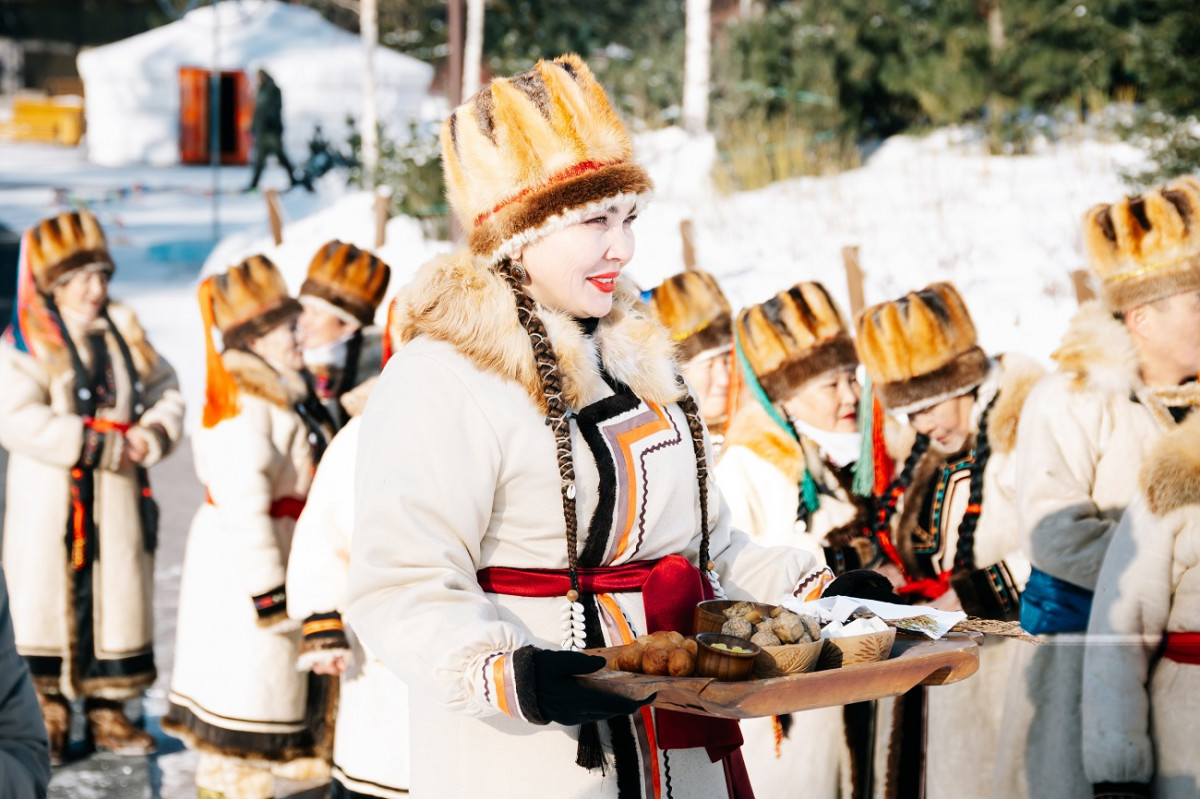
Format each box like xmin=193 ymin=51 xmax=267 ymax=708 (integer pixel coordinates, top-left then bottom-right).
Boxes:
xmin=246 ymin=69 xmax=310 ymax=192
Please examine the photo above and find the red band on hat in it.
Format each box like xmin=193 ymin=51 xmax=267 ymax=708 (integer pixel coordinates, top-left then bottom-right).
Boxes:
xmin=473 ymin=160 xmax=611 ymax=229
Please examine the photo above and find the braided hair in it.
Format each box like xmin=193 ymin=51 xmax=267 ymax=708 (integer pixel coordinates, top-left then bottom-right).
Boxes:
xmin=497 ymin=261 xmax=714 ymax=590
xmin=951 ymin=396 xmax=997 ymax=573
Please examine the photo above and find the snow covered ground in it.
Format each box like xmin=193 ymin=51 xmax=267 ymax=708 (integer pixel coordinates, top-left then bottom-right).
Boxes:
xmin=0 ymin=123 xmax=1147 ymax=797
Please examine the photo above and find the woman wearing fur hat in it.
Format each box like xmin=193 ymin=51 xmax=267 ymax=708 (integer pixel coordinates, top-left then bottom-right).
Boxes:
xmin=0 ymin=210 xmax=185 ymax=764
xmin=297 ymin=240 xmax=391 ymax=430
xmin=646 ymin=269 xmax=735 ymax=451
xmin=285 ymin=296 xmax=409 ymax=799
xmin=346 ymin=55 xmax=831 ymax=798
xmin=163 ymin=255 xmax=335 ymax=799
xmin=856 ymin=282 xmax=1042 ymax=799
xmin=1081 ymin=412 xmax=1200 ymax=799
xmin=996 ymin=177 xmax=1200 ymax=799
xmin=714 ymin=282 xmax=887 ymax=799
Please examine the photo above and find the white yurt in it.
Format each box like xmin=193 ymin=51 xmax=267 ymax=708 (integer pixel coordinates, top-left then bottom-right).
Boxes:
xmin=77 ymin=0 xmax=435 ymax=167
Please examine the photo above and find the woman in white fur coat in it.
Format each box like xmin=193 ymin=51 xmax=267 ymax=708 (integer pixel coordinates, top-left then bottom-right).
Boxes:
xmin=0 ymin=210 xmax=184 ymax=762
xmin=347 ymin=55 xmax=831 ymax=799
xmin=998 ymin=178 xmax=1200 ymax=799
xmin=715 ymin=282 xmax=880 ymax=799
xmin=856 ymin=283 xmax=1040 ymax=799
xmin=286 ymin=381 xmax=411 ymax=799
xmin=164 ymin=255 xmax=335 ymax=799
xmin=1082 ymin=411 xmax=1200 ymax=799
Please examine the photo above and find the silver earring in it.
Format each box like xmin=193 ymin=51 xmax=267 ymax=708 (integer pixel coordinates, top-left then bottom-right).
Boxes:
xmin=511 ymin=262 xmax=530 ymax=285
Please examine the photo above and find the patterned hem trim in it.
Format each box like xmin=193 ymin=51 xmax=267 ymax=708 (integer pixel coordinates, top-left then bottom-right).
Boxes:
xmin=793 ymin=566 xmax=834 ymax=601
xmin=478 ymin=650 xmax=529 ymax=723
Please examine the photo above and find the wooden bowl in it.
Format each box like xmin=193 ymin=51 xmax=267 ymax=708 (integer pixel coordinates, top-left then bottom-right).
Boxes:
xmin=694 ymin=633 xmax=761 ymax=681
xmin=817 ymin=627 xmax=897 ymax=670
xmin=694 ymin=600 xmax=778 ymax=635
xmin=751 ymin=639 xmax=826 ymax=678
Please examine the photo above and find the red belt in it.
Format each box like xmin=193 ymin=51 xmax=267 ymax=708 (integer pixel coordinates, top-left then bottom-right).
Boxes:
xmin=478 ymin=555 xmax=753 ymax=798
xmin=1163 ymin=632 xmax=1200 ymax=665
xmin=205 ymin=490 xmax=306 ymax=521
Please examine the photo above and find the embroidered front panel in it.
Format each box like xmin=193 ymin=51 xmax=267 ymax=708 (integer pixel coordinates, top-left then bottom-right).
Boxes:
xmin=576 ymin=392 xmax=685 ymax=566
xmin=917 ymin=455 xmax=973 ymax=574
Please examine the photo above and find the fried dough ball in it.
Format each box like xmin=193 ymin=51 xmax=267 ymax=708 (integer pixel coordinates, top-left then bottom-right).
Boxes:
xmin=614 ymin=642 xmax=645 ymax=672
xmin=642 ymin=646 xmax=671 ymax=676
xmin=668 ymin=648 xmax=696 ymax=677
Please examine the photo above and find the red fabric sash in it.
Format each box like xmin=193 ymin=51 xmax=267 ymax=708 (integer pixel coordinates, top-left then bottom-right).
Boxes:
xmin=204 ymin=489 xmax=306 ymax=521
xmin=477 ymin=555 xmax=754 ymax=798
xmin=1163 ymin=632 xmax=1200 ymax=665
xmin=897 ymin=569 xmax=952 ymax=601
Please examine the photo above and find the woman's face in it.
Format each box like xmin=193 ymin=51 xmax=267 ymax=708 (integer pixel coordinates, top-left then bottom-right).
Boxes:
xmin=781 ymin=367 xmax=860 ymax=433
xmin=249 ymin=317 xmax=304 ymax=372
xmin=909 ymin=393 xmax=975 ymax=453
xmin=298 ymin=300 xmax=358 ymax=351
xmin=53 ymin=269 xmax=109 ymax=323
xmin=517 ymin=198 xmax=638 ymax=319
xmin=682 ymin=350 xmax=733 ymax=426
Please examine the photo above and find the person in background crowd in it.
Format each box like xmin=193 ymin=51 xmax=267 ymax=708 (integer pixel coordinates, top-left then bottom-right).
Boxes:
xmin=716 ymin=281 xmax=891 ymax=799
xmin=297 ymin=240 xmax=391 ymax=430
xmin=286 ymin=295 xmax=409 ymax=799
xmin=857 ymin=281 xmax=1041 ymax=799
xmin=0 ymin=565 xmax=51 ymax=798
xmin=0 ymin=210 xmax=184 ymax=764
xmin=246 ymin=69 xmax=310 ymax=193
xmin=164 ymin=255 xmax=335 ymax=799
xmin=646 ymin=269 xmax=735 ymax=452
xmin=997 ymin=176 xmax=1200 ymax=799
xmin=1082 ymin=410 xmax=1200 ymax=799
xmin=346 ymin=54 xmax=831 ymax=798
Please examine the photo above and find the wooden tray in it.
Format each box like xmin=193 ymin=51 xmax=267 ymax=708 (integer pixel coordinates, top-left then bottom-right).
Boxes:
xmin=578 ymin=632 xmax=981 ymax=719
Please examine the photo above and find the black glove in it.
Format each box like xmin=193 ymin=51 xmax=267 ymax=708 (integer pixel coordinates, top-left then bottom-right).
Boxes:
xmin=513 ymin=646 xmax=654 ymax=726
xmin=1094 ymin=782 xmax=1152 ymax=799
xmin=824 ymin=569 xmax=904 ymax=604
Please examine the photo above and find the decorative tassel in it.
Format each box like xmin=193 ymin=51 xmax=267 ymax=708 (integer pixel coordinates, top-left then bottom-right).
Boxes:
xmin=575 ymin=720 xmax=606 ymax=771
xmin=872 ymin=392 xmax=893 ymax=494
xmin=773 ymin=715 xmax=784 ymax=759
xmin=706 ymin=567 xmax=727 ymax=600
xmin=734 ymin=330 xmax=790 ymax=431
xmin=852 ymin=377 xmax=876 ymax=497
xmin=198 ymin=279 xmax=240 ymax=428
xmin=800 ymin=467 xmax=820 ymax=516
xmin=380 ymin=296 xmax=398 ymax=369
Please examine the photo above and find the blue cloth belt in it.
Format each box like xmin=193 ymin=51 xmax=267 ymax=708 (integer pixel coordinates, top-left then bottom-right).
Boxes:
xmin=1019 ymin=566 xmax=1093 ymax=635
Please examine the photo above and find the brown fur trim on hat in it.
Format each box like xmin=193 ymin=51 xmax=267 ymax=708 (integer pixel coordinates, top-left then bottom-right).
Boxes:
xmin=1100 ymin=255 xmax=1200 ymax=312
xmin=1142 ymin=411 xmax=1200 ymax=515
xmin=299 ymin=278 xmax=375 ymax=326
xmin=221 ymin=298 xmax=303 ymax=351
xmin=758 ymin=335 xmax=859 ymax=404
xmin=468 ymin=162 xmax=653 ymax=259
xmin=40 ymin=250 xmax=115 ymax=291
xmin=676 ymin=315 xmax=733 ymax=363
xmin=876 ymin=346 xmax=990 ymax=414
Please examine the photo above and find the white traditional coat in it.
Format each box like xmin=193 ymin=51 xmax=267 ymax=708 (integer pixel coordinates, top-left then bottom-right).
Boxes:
xmin=347 ymin=252 xmax=831 ymax=799
xmin=890 ymin=355 xmax=1040 ymax=799
xmin=164 ymin=349 xmax=325 ymax=760
xmin=0 ymin=302 xmax=184 ymax=700
xmin=716 ymin=400 xmax=873 ymax=799
xmin=287 ymin=414 xmax=410 ymax=798
xmin=996 ymin=303 xmax=1198 ymax=799
xmin=1082 ymin=412 xmax=1200 ymax=799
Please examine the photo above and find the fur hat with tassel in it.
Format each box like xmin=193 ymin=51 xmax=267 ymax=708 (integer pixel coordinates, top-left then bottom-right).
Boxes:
xmin=856 ymin=282 xmax=989 ymax=415
xmin=647 ymin=270 xmax=733 ymax=363
xmin=299 ymin=240 xmax=391 ymax=327
xmin=1084 ymin=176 xmax=1200 ymax=312
xmin=736 ymin=281 xmax=859 ymax=404
xmin=26 ymin=210 xmax=115 ymax=292
xmin=198 ymin=255 xmax=301 ymax=428
xmin=442 ymin=53 xmax=654 ymax=264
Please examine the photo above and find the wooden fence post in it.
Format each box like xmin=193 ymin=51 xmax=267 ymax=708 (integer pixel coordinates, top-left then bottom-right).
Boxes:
xmin=842 ymin=245 xmax=865 ymax=318
xmin=374 ymin=185 xmax=393 ymax=249
xmin=1070 ymin=269 xmax=1096 ymax=305
xmin=680 ymin=219 xmax=697 ymax=271
xmin=264 ymin=189 xmax=284 ymax=246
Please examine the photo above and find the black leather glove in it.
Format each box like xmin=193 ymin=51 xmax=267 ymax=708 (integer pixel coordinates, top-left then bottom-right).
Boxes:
xmin=824 ymin=569 xmax=904 ymax=604
xmin=1094 ymin=782 xmax=1152 ymax=799
xmin=512 ymin=646 xmax=653 ymax=726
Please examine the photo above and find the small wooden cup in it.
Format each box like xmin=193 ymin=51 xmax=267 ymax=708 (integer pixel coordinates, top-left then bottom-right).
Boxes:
xmin=694 ymin=633 xmax=762 ymax=681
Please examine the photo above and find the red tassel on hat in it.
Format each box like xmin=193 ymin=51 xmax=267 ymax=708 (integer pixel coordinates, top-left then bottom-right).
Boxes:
xmin=198 ymin=278 xmax=239 ymax=428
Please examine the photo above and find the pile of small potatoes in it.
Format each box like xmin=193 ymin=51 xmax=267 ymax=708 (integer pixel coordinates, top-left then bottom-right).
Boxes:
xmin=608 ymin=630 xmax=699 ymax=677
xmin=720 ymin=601 xmax=821 ymax=648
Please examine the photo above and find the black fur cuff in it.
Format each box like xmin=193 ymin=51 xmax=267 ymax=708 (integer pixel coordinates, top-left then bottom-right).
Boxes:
xmin=300 ymin=612 xmax=349 ymax=652
xmin=511 ymin=645 xmax=548 ymax=725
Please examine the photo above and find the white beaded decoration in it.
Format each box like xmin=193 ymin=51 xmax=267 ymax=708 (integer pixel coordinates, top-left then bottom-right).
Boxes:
xmin=559 ymin=597 xmax=587 ymax=651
